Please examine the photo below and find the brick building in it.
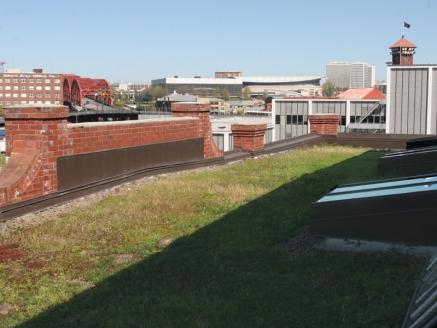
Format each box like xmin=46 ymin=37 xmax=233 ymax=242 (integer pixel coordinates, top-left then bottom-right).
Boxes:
xmin=0 ymin=69 xmax=63 ymax=106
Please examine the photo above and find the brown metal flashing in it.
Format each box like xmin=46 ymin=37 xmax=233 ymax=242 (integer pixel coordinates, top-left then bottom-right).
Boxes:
xmin=57 ymin=138 xmax=204 ymax=193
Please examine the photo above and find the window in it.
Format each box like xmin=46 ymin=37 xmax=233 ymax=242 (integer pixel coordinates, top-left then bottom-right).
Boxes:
xmin=6 ymin=101 xmax=11 ymax=105
xmin=36 ymin=79 xmax=42 ymax=83
xmin=54 ymin=101 xmax=60 ymax=105
xmin=5 ymin=86 xmax=11 ymax=90
xmin=29 ymin=93 xmax=34 ymax=97
xmin=45 ymin=101 xmax=51 ymax=104
xmin=5 ymin=79 xmax=10 ymax=83
xmin=0 ymin=93 xmax=2 ymax=97
xmin=29 ymin=101 xmax=35 ymax=104
xmin=0 ymin=78 xmax=2 ymax=83
xmin=36 ymin=101 xmax=42 ymax=104
xmin=5 ymin=93 xmax=11 ymax=98
xmin=0 ymin=101 xmax=2 ymax=105
xmin=36 ymin=86 xmax=42 ymax=90
xmin=13 ymin=78 xmax=18 ymax=83
xmin=45 ymin=93 xmax=50 ymax=98
xmin=55 ymin=79 xmax=60 ymax=83
xmin=45 ymin=86 xmax=50 ymax=90
xmin=29 ymin=78 xmax=34 ymax=83
xmin=13 ymin=93 xmax=18 ymax=98
xmin=54 ymin=86 xmax=60 ymax=90
xmin=55 ymin=93 xmax=60 ymax=98
xmin=45 ymin=79 xmax=50 ymax=83
xmin=21 ymin=86 xmax=26 ymax=90
xmin=21 ymin=93 xmax=26 ymax=98
xmin=21 ymin=79 xmax=26 ymax=83
xmin=13 ymin=101 xmax=18 ymax=105
xmin=0 ymin=86 xmax=2 ymax=90
xmin=21 ymin=101 xmax=27 ymax=104
xmin=37 ymin=93 xmax=42 ymax=98
xmin=13 ymin=86 xmax=18 ymax=90
xmin=29 ymin=86 xmax=34 ymax=90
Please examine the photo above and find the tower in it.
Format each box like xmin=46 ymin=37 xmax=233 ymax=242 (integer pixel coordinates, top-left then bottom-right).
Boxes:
xmin=389 ymin=37 xmax=416 ymax=65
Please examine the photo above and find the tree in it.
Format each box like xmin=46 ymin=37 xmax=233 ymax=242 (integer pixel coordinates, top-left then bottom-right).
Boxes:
xmin=213 ymin=88 xmax=221 ymax=98
xmin=110 ymin=83 xmax=119 ymax=92
xmin=240 ymin=86 xmax=252 ymax=100
xmin=192 ymin=88 xmax=208 ymax=97
xmin=141 ymin=86 xmax=155 ymax=102
xmin=322 ymin=82 xmax=334 ymax=96
xmin=221 ymin=88 xmax=230 ymax=101
xmin=176 ymin=85 xmax=190 ymax=94
xmin=152 ymin=85 xmax=166 ymax=99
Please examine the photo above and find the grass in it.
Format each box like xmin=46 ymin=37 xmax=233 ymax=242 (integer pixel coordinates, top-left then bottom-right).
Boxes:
xmin=0 ymin=145 xmax=424 ymax=327
xmin=0 ymin=153 xmax=5 ymax=169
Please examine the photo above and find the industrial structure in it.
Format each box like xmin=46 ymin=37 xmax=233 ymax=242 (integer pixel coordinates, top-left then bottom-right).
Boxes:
xmin=63 ymin=74 xmax=113 ymax=109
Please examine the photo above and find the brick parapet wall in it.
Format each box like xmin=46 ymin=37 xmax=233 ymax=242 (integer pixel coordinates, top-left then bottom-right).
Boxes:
xmin=172 ymin=102 xmax=223 ymax=159
xmin=1 ymin=103 xmax=222 ymax=207
xmin=231 ymin=124 xmax=267 ymax=152
xmin=66 ymin=117 xmax=200 ymax=155
xmin=308 ymin=114 xmax=340 ymax=136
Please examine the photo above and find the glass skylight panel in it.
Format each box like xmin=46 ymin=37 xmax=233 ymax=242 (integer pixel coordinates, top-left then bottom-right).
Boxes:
xmin=328 ymin=176 xmax=437 ymax=194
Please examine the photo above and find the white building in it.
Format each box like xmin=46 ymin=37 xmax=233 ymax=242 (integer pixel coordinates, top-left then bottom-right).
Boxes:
xmin=326 ymin=62 xmax=375 ymax=89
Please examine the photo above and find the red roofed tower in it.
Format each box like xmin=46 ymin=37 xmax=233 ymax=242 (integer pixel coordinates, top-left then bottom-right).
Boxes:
xmin=389 ymin=37 xmax=416 ymax=65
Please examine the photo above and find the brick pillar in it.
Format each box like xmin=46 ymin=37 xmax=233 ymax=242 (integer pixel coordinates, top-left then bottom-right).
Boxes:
xmin=308 ymin=114 xmax=340 ymax=136
xmin=171 ymin=102 xmax=223 ymax=159
xmin=231 ymin=124 xmax=267 ymax=152
xmin=3 ymin=105 xmax=69 ymax=199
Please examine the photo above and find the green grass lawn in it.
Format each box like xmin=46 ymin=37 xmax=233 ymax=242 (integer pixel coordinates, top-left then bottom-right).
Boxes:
xmin=0 ymin=145 xmax=424 ymax=327
xmin=0 ymin=154 xmax=5 ymax=169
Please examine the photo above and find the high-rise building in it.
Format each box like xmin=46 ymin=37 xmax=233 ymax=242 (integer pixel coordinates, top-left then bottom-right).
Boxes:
xmin=326 ymin=62 xmax=350 ymax=88
xmin=350 ymin=62 xmax=369 ymax=88
xmin=326 ymin=62 xmax=375 ymax=89
xmin=0 ymin=69 xmax=63 ymax=106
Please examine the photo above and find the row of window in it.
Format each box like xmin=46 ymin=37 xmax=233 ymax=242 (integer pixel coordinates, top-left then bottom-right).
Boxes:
xmin=0 ymin=78 xmax=61 ymax=84
xmin=0 ymin=100 xmax=60 ymax=105
xmin=0 ymin=86 xmax=60 ymax=90
xmin=0 ymin=93 xmax=60 ymax=98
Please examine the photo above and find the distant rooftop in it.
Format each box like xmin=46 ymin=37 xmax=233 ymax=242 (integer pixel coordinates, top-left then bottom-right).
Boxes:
xmin=336 ymin=88 xmax=386 ymax=100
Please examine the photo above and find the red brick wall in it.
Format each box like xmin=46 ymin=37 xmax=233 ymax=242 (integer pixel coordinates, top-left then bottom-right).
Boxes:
xmin=308 ymin=114 xmax=340 ymax=136
xmin=0 ymin=103 xmax=223 ymax=207
xmin=172 ymin=102 xmax=223 ymax=159
xmin=66 ymin=118 xmax=200 ymax=155
xmin=231 ymin=124 xmax=267 ymax=152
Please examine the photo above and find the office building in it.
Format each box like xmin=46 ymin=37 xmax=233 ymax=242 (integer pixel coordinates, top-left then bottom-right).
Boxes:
xmin=326 ymin=62 xmax=375 ymax=89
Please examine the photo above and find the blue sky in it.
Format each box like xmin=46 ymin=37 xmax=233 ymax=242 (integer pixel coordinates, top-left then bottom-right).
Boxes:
xmin=1 ymin=0 xmax=435 ymax=84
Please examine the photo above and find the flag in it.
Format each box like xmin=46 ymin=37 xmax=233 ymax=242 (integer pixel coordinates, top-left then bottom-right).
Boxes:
xmin=404 ymin=22 xmax=411 ymax=28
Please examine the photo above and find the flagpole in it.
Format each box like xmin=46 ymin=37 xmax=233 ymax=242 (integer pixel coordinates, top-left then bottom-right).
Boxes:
xmin=402 ymin=14 xmax=405 ymax=37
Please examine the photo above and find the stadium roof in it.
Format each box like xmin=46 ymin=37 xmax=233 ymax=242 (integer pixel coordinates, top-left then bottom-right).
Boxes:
xmin=241 ymin=76 xmax=322 ymax=83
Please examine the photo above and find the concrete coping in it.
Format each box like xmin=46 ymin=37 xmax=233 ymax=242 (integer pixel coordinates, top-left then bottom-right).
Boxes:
xmin=67 ymin=117 xmax=198 ymax=129
xmin=309 ymin=113 xmax=340 ymax=116
xmin=231 ymin=122 xmax=268 ymax=126
xmin=172 ymin=102 xmax=209 ymax=105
